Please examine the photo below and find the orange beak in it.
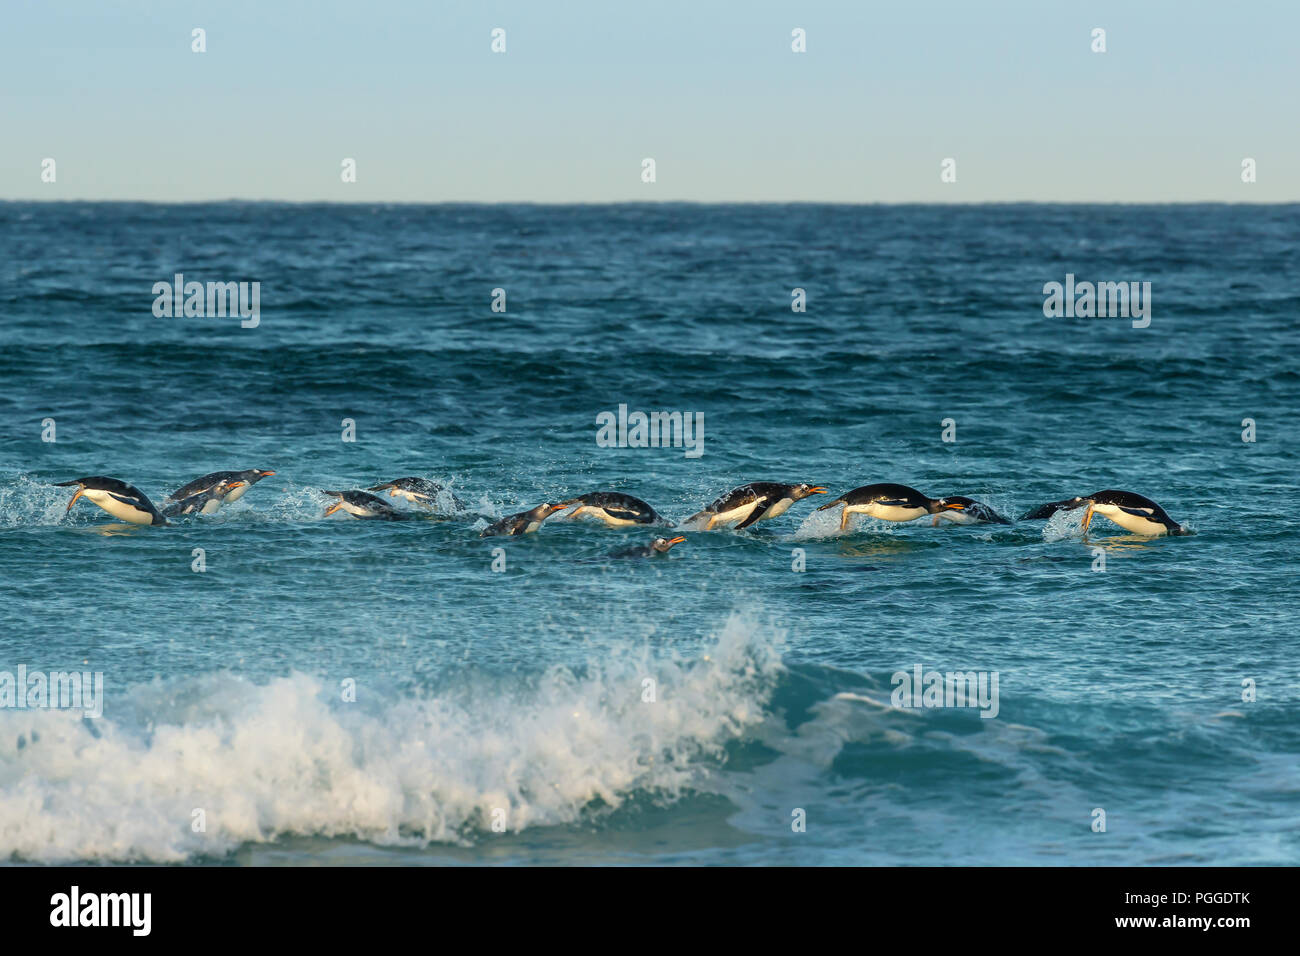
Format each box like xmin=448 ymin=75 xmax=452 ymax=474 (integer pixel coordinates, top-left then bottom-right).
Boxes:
xmin=809 ymin=487 xmax=828 ymax=494
xmin=259 ymin=471 xmax=276 ymax=477
xmin=668 ymin=536 xmax=686 ymax=545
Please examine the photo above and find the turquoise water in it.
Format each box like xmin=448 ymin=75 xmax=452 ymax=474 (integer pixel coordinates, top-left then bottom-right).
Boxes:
xmin=1 ymin=202 xmax=1297 ymax=864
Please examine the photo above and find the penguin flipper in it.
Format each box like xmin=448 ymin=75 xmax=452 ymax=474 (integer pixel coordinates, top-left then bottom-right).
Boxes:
xmin=734 ymin=499 xmax=771 ymax=530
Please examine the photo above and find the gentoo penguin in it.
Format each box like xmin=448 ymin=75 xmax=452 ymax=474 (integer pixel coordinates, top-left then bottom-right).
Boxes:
xmin=930 ymin=495 xmax=1012 ymax=526
xmin=322 ymin=489 xmax=410 ymax=520
xmin=368 ymin=477 xmax=466 ymax=512
xmin=1020 ymin=490 xmax=1189 ymax=536
xmin=480 ymin=502 xmax=568 ymax=537
xmin=608 ymin=536 xmax=686 ymax=559
xmin=685 ymin=482 xmax=827 ymax=530
xmin=163 ymin=480 xmax=247 ymax=517
xmin=57 ymin=477 xmax=169 ymax=526
xmin=557 ymin=491 xmax=668 ymax=527
xmin=815 ymin=483 xmax=962 ymax=531
xmin=167 ymin=469 xmax=276 ymax=507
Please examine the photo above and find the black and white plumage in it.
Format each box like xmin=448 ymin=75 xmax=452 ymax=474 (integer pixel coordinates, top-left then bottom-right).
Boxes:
xmin=167 ymin=469 xmax=275 ymax=507
xmin=685 ymin=482 xmax=827 ymax=530
xmin=162 ymin=480 xmax=247 ymax=517
xmin=322 ymin=489 xmax=410 ymax=520
xmin=1020 ymin=490 xmax=1189 ymax=537
xmin=815 ymin=483 xmax=962 ymax=531
xmin=607 ymin=535 xmax=686 ymax=559
xmin=367 ymin=477 xmax=466 ymax=512
xmin=557 ymin=491 xmax=668 ymax=527
xmin=930 ymin=495 xmax=1012 ymax=526
xmin=57 ymin=476 xmax=169 ymax=526
xmin=480 ymin=502 xmax=568 ymax=537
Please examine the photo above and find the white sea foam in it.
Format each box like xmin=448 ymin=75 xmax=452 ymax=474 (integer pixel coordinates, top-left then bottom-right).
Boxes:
xmin=0 ymin=474 xmax=81 ymax=528
xmin=787 ymin=507 xmax=907 ymax=541
xmin=0 ymin=614 xmax=783 ymax=862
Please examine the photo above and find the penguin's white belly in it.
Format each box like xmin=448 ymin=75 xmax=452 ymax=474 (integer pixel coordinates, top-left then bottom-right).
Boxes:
xmin=87 ymin=490 xmax=154 ymax=524
xmin=573 ymin=506 xmax=637 ymax=527
xmin=936 ymin=510 xmax=978 ymax=525
xmin=200 ymin=497 xmax=224 ymax=515
xmin=338 ymin=501 xmax=376 ymax=518
xmin=1092 ymin=503 xmax=1167 ymax=536
xmin=762 ymin=497 xmax=795 ymax=519
xmin=713 ymin=500 xmax=763 ymax=527
xmin=861 ymin=502 xmax=927 ymax=522
xmin=523 ymin=519 xmax=544 ymax=533
xmin=223 ymin=483 xmax=249 ymax=503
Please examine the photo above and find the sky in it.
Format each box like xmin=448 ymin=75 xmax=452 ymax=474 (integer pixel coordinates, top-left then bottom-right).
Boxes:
xmin=2 ymin=0 xmax=1297 ymax=202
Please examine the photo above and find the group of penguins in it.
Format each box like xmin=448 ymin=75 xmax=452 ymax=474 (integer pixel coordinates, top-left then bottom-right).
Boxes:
xmin=55 ymin=472 xmax=1192 ymax=558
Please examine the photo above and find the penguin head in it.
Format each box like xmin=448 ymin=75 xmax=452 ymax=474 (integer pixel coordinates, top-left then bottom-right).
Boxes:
xmin=791 ymin=483 xmax=828 ymax=500
xmin=528 ymin=502 xmax=569 ymax=522
xmin=932 ymin=496 xmax=972 ymax=514
xmin=651 ymin=535 xmax=686 ymax=553
xmin=58 ymin=479 xmax=90 ymax=511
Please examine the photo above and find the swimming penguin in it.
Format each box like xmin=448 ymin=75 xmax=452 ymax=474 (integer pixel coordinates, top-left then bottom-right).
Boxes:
xmin=608 ymin=535 xmax=686 ymax=559
xmin=815 ymin=483 xmax=963 ymax=531
xmin=57 ymin=477 xmax=169 ymax=526
xmin=162 ymin=480 xmax=247 ymax=517
xmin=167 ymin=469 xmax=276 ymax=507
xmin=557 ymin=491 xmax=668 ymax=527
xmin=1020 ymin=490 xmax=1189 ymax=536
xmin=686 ymin=482 xmax=827 ymax=530
xmin=322 ymin=489 xmax=410 ymax=520
xmin=480 ymin=502 xmax=568 ymax=537
xmin=930 ymin=495 xmax=1012 ymax=526
xmin=367 ymin=477 xmax=466 ymax=512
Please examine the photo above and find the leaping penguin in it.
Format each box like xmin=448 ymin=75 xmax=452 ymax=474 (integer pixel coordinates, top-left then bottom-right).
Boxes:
xmin=480 ymin=502 xmax=568 ymax=537
xmin=815 ymin=483 xmax=963 ymax=531
xmin=367 ymin=477 xmax=466 ymax=512
xmin=1020 ymin=490 xmax=1189 ymax=537
xmin=608 ymin=536 xmax=686 ymax=559
xmin=930 ymin=495 xmax=1012 ymax=526
xmin=322 ymin=489 xmax=411 ymax=520
xmin=557 ymin=491 xmax=668 ymax=527
xmin=57 ymin=477 xmax=169 ymax=526
xmin=163 ymin=480 xmax=247 ymax=517
xmin=686 ymin=482 xmax=827 ymax=530
xmin=167 ymin=469 xmax=275 ymax=508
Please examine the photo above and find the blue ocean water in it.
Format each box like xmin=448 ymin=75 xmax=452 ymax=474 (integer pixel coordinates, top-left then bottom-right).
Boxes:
xmin=0 ymin=202 xmax=1297 ymax=865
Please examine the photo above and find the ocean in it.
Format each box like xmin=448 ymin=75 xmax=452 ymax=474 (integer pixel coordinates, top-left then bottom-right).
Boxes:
xmin=0 ymin=202 xmax=1296 ymax=865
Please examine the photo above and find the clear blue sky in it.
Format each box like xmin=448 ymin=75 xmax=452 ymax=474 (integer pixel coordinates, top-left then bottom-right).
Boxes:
xmin=3 ymin=0 xmax=1296 ymax=201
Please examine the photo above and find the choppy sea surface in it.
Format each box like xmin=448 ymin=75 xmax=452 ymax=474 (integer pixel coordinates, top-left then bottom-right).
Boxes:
xmin=0 ymin=202 xmax=1297 ymax=865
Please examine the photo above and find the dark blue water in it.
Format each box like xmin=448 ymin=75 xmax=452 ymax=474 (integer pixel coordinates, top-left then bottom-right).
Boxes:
xmin=1 ymin=203 xmax=1297 ymax=864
